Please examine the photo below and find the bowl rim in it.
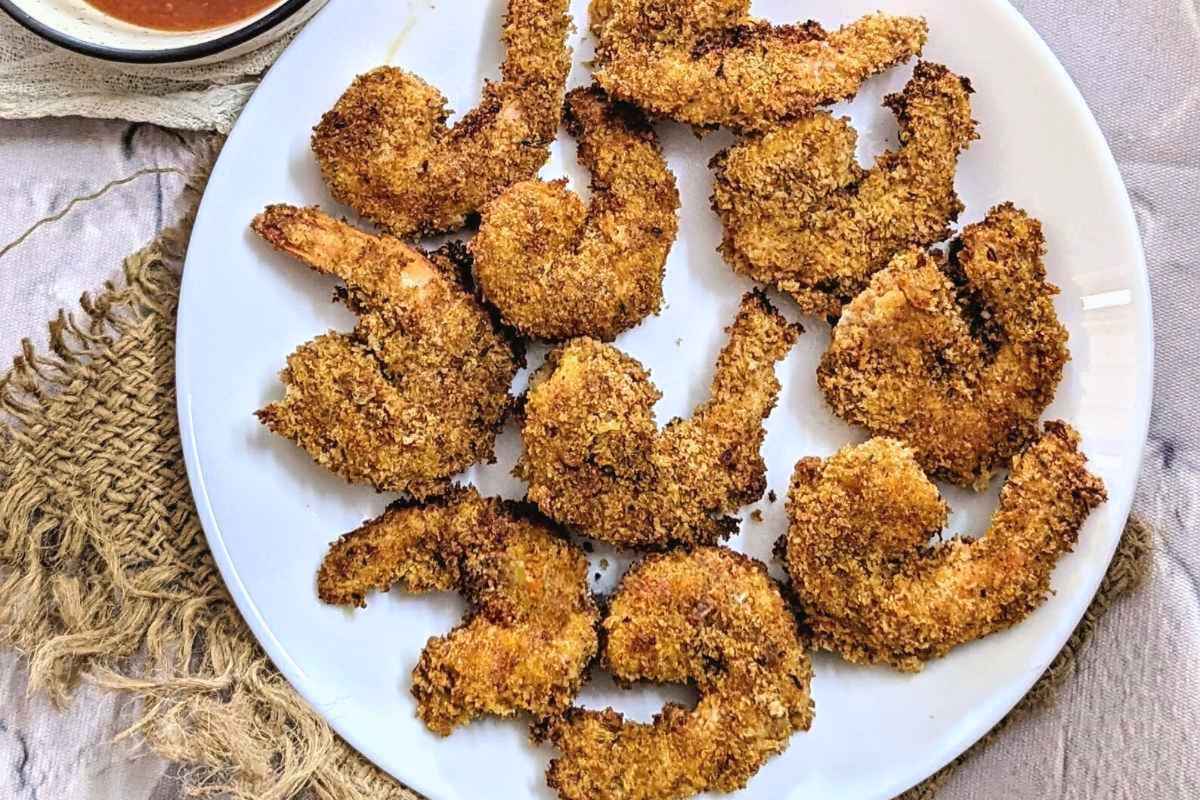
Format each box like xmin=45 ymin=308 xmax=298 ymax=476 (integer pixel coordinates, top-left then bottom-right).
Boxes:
xmin=0 ymin=0 xmax=315 ymax=64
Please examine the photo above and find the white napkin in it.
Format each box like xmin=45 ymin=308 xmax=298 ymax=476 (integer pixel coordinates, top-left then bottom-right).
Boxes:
xmin=0 ymin=13 xmax=293 ymax=133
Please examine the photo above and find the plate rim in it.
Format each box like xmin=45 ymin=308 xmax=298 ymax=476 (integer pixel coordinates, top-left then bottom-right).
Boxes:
xmin=175 ymin=1 xmax=1155 ymax=798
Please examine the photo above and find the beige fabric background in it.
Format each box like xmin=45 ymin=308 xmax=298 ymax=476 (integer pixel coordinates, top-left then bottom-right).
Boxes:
xmin=0 ymin=1 xmax=1196 ymax=798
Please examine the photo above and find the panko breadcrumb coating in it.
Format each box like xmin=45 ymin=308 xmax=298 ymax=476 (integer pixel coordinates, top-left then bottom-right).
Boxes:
xmin=517 ymin=292 xmax=801 ymax=548
xmin=311 ymin=0 xmax=571 ymax=238
xmin=711 ymin=62 xmax=978 ymax=316
xmin=540 ymin=547 xmax=813 ymax=800
xmin=252 ymin=205 xmax=520 ymax=498
xmin=782 ymin=424 xmax=1106 ymax=671
xmin=472 ymin=85 xmax=680 ymax=341
xmin=818 ymin=204 xmax=1069 ymax=489
xmin=589 ymin=0 xmax=927 ymax=132
xmin=318 ymin=487 xmax=599 ymax=734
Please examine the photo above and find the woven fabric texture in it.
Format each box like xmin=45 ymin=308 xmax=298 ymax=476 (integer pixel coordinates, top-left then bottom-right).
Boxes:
xmin=0 ymin=13 xmax=296 ymax=133
xmin=0 ymin=161 xmax=417 ymax=800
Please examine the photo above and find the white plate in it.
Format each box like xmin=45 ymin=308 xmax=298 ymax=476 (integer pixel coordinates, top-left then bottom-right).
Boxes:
xmin=176 ymin=1 xmax=1153 ymax=798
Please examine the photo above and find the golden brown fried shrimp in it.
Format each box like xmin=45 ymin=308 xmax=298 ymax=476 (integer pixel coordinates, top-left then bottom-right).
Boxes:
xmin=318 ymin=487 xmax=600 ymax=734
xmin=782 ymin=424 xmax=1106 ymax=671
xmin=517 ymin=292 xmax=801 ymax=548
xmin=711 ymin=62 xmax=978 ymax=316
xmin=472 ymin=85 xmax=680 ymax=341
xmin=311 ymin=0 xmax=571 ymax=238
xmin=540 ymin=547 xmax=813 ymax=800
xmin=252 ymin=205 xmax=521 ymax=498
xmin=589 ymin=0 xmax=927 ymax=132
xmin=817 ymin=204 xmax=1069 ymax=489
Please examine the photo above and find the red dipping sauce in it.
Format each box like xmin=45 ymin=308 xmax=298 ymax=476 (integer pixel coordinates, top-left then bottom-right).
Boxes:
xmin=85 ymin=0 xmax=280 ymax=31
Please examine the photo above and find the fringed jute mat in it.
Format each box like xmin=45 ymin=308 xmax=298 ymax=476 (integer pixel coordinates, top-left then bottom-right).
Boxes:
xmin=0 ymin=149 xmax=1150 ymax=800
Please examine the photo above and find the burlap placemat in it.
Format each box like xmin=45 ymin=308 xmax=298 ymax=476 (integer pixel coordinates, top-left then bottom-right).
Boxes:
xmin=0 ymin=148 xmax=1151 ymax=800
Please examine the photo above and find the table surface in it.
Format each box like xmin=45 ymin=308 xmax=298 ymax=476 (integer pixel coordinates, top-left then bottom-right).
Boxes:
xmin=0 ymin=1 xmax=1196 ymax=798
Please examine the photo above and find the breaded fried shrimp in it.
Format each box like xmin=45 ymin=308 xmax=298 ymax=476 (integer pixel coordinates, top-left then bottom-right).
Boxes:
xmin=540 ymin=547 xmax=813 ymax=800
xmin=311 ymin=0 xmax=571 ymax=238
xmin=472 ymin=85 xmax=680 ymax=341
xmin=711 ymin=62 xmax=977 ymax=316
xmin=252 ymin=205 xmax=521 ymax=498
xmin=517 ymin=292 xmax=801 ymax=548
xmin=782 ymin=424 xmax=1106 ymax=671
xmin=818 ymin=204 xmax=1069 ymax=488
xmin=589 ymin=0 xmax=927 ymax=132
xmin=318 ymin=488 xmax=599 ymax=734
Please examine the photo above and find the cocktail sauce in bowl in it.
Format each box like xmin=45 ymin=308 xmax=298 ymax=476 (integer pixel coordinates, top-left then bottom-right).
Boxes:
xmin=84 ymin=0 xmax=280 ymax=32
xmin=0 ymin=0 xmax=326 ymax=63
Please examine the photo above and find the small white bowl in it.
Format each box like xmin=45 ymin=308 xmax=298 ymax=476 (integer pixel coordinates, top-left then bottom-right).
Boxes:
xmin=0 ymin=0 xmax=326 ymax=64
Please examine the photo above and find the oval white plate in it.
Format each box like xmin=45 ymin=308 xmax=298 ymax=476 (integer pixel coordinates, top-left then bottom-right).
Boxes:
xmin=177 ymin=1 xmax=1152 ymax=798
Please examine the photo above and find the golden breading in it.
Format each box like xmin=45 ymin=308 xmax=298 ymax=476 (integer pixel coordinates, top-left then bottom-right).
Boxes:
xmin=311 ymin=0 xmax=571 ymax=238
xmin=517 ymin=292 xmax=801 ymax=548
xmin=817 ymin=204 xmax=1069 ymax=489
xmin=539 ymin=547 xmax=813 ymax=800
xmin=711 ymin=62 xmax=978 ymax=316
xmin=782 ymin=424 xmax=1106 ymax=672
xmin=318 ymin=487 xmax=600 ymax=735
xmin=472 ymin=85 xmax=680 ymax=341
xmin=589 ymin=0 xmax=927 ymax=132
xmin=252 ymin=205 xmax=521 ymax=498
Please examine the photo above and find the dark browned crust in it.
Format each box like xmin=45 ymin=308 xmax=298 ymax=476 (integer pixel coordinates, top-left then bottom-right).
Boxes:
xmin=589 ymin=0 xmax=927 ymax=132
xmin=517 ymin=291 xmax=801 ymax=548
xmin=252 ymin=205 xmax=521 ymax=498
xmin=780 ymin=423 xmax=1106 ymax=671
xmin=318 ymin=488 xmax=600 ymax=734
xmin=472 ymin=84 xmax=680 ymax=342
xmin=540 ymin=546 xmax=813 ymax=800
xmin=711 ymin=61 xmax=978 ymax=316
xmin=817 ymin=203 xmax=1069 ymax=488
xmin=311 ymin=0 xmax=572 ymax=238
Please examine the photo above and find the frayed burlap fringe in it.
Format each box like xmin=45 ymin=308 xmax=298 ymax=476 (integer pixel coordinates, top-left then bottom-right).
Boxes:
xmin=0 ymin=141 xmax=1152 ymax=800
xmin=0 ymin=140 xmax=416 ymax=800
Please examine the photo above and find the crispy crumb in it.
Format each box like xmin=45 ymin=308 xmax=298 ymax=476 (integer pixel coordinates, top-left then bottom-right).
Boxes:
xmin=518 ymin=292 xmax=801 ymax=548
xmin=817 ymin=204 xmax=1068 ymax=488
xmin=473 ymin=85 xmax=679 ymax=341
xmin=750 ymin=509 xmax=763 ymax=523
xmin=252 ymin=205 xmax=520 ymax=498
xmin=590 ymin=1 xmax=927 ymax=132
xmin=318 ymin=488 xmax=599 ymax=733
xmin=780 ymin=424 xmax=1105 ymax=671
xmin=711 ymin=62 xmax=978 ymax=315
xmin=541 ymin=547 xmax=812 ymax=800
xmin=767 ymin=490 xmax=777 ymax=503
xmin=311 ymin=0 xmax=572 ymax=237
